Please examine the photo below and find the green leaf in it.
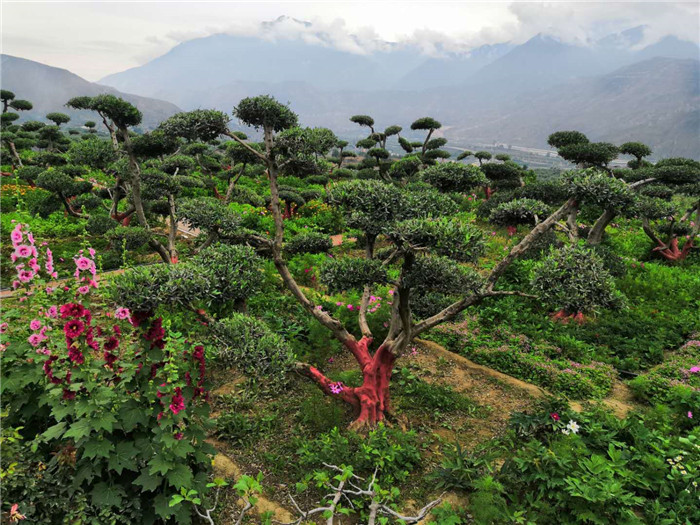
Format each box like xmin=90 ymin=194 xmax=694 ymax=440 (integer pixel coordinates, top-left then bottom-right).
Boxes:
xmin=83 ymin=437 xmax=114 ymax=459
xmin=108 ymin=441 xmax=139 ymax=474
xmin=148 ymin=454 xmax=174 ymax=476
xmin=64 ymin=419 xmax=92 ymax=441
xmin=90 ymin=482 xmax=125 ymax=508
xmin=167 ymin=464 xmax=194 ymax=490
xmin=42 ymin=421 xmax=67 ymax=441
xmin=93 ymin=412 xmax=117 ymax=433
xmin=134 ymin=470 xmax=162 ymax=492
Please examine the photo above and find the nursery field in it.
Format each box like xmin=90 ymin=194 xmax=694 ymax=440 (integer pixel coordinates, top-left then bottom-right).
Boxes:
xmin=1 ymin=92 xmax=699 ymax=524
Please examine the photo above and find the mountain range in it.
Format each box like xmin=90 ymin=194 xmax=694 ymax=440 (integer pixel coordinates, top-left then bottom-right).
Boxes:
xmin=0 ymin=55 xmax=181 ymax=130
xmin=2 ymin=18 xmax=698 ymax=159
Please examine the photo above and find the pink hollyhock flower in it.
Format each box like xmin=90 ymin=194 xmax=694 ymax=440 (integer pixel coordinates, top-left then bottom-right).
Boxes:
xmin=64 ymin=319 xmax=85 ymax=339
xmin=27 ymin=232 xmax=35 ymax=245
xmin=77 ymin=286 xmax=90 ymax=295
xmin=115 ymin=307 xmax=131 ymax=320
xmin=315 ymin=305 xmax=323 ymax=310
xmin=336 ymin=301 xmax=344 ymax=306
xmin=12 ymin=281 xmax=20 ymax=290
xmin=18 ymin=270 xmax=34 ymax=283
xmin=75 ymin=257 xmax=93 ymax=271
xmin=347 ymin=304 xmax=354 ymax=310
xmin=36 ymin=347 xmax=51 ymax=356
xmin=0 ymin=322 xmax=8 ymax=333
xmin=388 ymin=290 xmax=395 ymax=295
xmin=46 ymin=286 xmax=55 ymax=294
xmin=14 ymin=245 xmax=32 ymax=258
xmin=28 ymin=333 xmax=44 ymax=347
xmin=689 ymin=366 xmax=700 ymax=374
xmin=11 ymin=229 xmax=23 ymax=246
xmin=46 ymin=306 xmax=58 ymax=318
xmin=88 ymin=247 xmax=96 ymax=257
xmin=30 ymin=319 xmax=42 ymax=331
xmin=688 ymin=411 xmax=693 ymax=419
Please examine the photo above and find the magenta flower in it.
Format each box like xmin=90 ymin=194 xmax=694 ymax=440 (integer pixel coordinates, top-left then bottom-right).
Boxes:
xmin=689 ymin=411 xmax=694 ymax=419
xmin=347 ymin=304 xmax=354 ymax=310
xmin=18 ymin=270 xmax=34 ymax=283
xmin=115 ymin=307 xmax=131 ymax=320
xmin=75 ymin=257 xmax=93 ymax=271
xmin=689 ymin=366 xmax=700 ymax=374
xmin=30 ymin=319 xmax=42 ymax=331
xmin=329 ymin=382 xmax=344 ymax=394
xmin=0 ymin=322 xmax=8 ymax=333
xmin=11 ymin=225 xmax=24 ymax=246
xmin=169 ymin=387 xmax=185 ymax=415
xmin=77 ymin=286 xmax=90 ymax=295
xmin=14 ymin=245 xmax=32 ymax=258
xmin=28 ymin=333 xmax=45 ymax=347
xmin=64 ymin=319 xmax=85 ymax=339
xmin=46 ymin=306 xmax=58 ymax=318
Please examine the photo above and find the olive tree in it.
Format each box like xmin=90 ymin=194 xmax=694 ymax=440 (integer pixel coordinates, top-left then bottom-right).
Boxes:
xmin=220 ymin=95 xmax=580 ymax=429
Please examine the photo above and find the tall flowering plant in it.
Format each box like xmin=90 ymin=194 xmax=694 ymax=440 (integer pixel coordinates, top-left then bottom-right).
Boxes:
xmin=1 ymin=224 xmax=214 ymax=523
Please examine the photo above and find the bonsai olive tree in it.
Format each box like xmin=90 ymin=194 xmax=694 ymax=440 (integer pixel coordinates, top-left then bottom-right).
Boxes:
xmin=46 ymin=112 xmax=71 ymax=127
xmin=220 ymin=95 xmax=581 ymax=429
xmin=410 ymin=117 xmax=449 ymax=163
xmin=635 ymin=158 xmax=700 ymax=261
xmin=619 ymin=142 xmax=652 ymax=169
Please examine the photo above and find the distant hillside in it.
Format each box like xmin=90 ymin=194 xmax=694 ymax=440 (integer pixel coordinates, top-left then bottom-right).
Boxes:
xmin=0 ymin=55 xmax=182 ymax=130
xmin=447 ymin=57 xmax=700 ymax=159
xmin=99 ymin=20 xmax=699 ymax=105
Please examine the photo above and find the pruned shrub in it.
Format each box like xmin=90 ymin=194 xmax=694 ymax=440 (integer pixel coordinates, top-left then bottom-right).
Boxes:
xmin=531 ymin=245 xmax=626 ymax=315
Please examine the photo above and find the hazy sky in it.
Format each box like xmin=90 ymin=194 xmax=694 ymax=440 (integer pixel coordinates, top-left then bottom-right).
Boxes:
xmin=2 ymin=1 xmax=698 ymax=81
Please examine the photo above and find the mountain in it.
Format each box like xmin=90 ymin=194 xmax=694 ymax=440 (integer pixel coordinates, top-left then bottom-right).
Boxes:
xmin=0 ymin=55 xmax=182 ymax=129
xmin=447 ymin=57 xmax=700 ymax=159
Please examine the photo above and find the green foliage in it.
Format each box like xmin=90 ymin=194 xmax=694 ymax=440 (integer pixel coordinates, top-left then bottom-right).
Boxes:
xmin=192 ymin=243 xmax=264 ymax=307
xmin=558 ymin=142 xmax=619 ymax=168
xmin=212 ymin=313 xmax=295 ymax=384
xmin=86 ymin=214 xmax=118 ymax=236
xmin=531 ymin=245 xmax=626 ymax=314
xmin=388 ymin=217 xmax=486 ymax=262
xmin=107 ymin=226 xmax=151 ymax=250
xmin=422 ymin=162 xmax=487 ymax=193
xmin=234 ymin=95 xmax=298 ymax=132
xmin=177 ymin=197 xmax=241 ymax=234
xmin=297 ymin=424 xmax=421 ymax=483
xmin=564 ymin=169 xmax=634 ymax=209
xmin=68 ymin=94 xmax=142 ymax=129
xmin=320 ymin=257 xmax=387 ymax=294
xmin=284 ymin=231 xmax=333 ymax=255
xmin=547 ymin=130 xmax=589 ymax=149
xmin=489 ymin=198 xmax=551 ymax=227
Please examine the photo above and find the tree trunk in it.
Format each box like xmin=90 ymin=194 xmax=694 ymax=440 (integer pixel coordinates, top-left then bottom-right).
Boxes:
xmin=587 ymin=208 xmax=616 ymax=245
xmin=302 ymin=339 xmax=397 ymax=429
xmin=566 ymin=205 xmax=579 ymax=241
xmin=8 ymin=142 xmax=22 ymax=168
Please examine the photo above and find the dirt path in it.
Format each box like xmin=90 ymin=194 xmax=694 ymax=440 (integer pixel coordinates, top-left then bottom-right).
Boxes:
xmin=416 ymin=339 xmax=639 ymax=418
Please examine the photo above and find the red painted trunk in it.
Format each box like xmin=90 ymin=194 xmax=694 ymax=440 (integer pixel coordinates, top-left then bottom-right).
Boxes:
xmin=305 ymin=338 xmax=397 ymax=429
xmin=653 ymin=237 xmax=694 ymax=261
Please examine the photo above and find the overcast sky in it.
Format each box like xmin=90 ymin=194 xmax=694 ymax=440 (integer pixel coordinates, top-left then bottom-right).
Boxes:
xmin=2 ymin=1 xmax=698 ymax=81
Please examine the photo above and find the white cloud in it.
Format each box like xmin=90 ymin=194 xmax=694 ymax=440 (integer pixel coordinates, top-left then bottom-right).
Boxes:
xmin=1 ymin=1 xmax=697 ymax=81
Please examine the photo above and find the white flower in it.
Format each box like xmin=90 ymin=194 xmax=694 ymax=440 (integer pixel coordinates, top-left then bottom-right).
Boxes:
xmin=562 ymin=429 xmax=570 ymax=435
xmin=566 ymin=420 xmax=580 ymax=434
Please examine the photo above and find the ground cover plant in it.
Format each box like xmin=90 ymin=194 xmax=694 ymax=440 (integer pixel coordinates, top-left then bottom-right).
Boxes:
xmin=1 ymin=92 xmax=698 ymax=523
